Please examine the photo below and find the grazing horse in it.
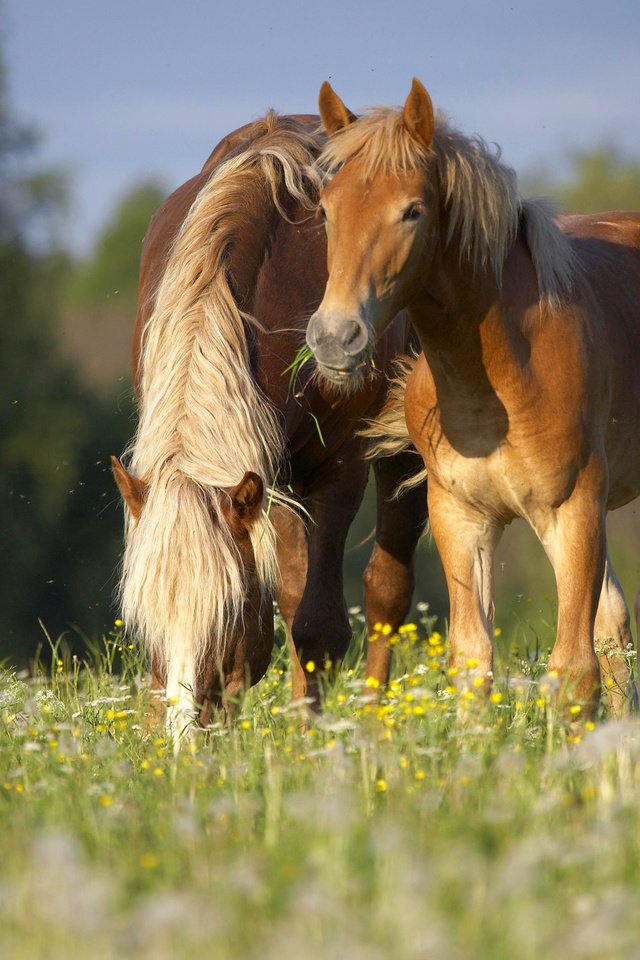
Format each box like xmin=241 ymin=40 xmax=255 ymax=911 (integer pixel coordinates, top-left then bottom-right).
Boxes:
xmin=306 ymin=79 xmax=640 ymax=718
xmin=112 ymin=112 xmax=427 ymax=739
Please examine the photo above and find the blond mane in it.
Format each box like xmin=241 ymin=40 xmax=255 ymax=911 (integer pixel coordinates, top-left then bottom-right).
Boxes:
xmin=120 ymin=114 xmax=320 ymax=733
xmin=319 ymin=106 xmax=577 ymax=304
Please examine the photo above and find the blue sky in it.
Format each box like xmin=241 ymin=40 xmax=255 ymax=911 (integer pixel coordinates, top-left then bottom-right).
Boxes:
xmin=4 ymin=0 xmax=640 ymax=254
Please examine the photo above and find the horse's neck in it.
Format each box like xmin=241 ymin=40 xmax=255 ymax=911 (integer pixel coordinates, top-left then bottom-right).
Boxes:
xmin=227 ymin=181 xmax=280 ymax=311
xmin=409 ymin=233 xmax=536 ymax=398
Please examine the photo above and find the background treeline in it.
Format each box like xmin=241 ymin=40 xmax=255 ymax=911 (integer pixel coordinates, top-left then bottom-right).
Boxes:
xmin=2 ymin=45 xmax=639 ymax=666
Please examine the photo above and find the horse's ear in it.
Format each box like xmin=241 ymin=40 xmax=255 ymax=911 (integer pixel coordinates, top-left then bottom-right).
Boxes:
xmin=229 ymin=471 xmax=264 ymax=531
xmin=111 ymin=456 xmax=147 ymax=522
xmin=319 ymin=81 xmax=357 ymax=137
xmin=402 ymin=77 xmax=434 ymax=150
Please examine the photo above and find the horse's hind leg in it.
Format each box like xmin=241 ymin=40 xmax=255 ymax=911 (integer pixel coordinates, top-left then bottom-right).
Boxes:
xmin=594 ymin=553 xmax=635 ymax=715
xmin=272 ymin=504 xmax=309 ymax=702
xmin=363 ymin=452 xmax=428 ymax=688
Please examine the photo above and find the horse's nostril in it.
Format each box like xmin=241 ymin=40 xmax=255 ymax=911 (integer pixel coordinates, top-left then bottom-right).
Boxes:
xmin=342 ymin=319 xmax=368 ymax=356
xmin=344 ymin=320 xmax=361 ymax=346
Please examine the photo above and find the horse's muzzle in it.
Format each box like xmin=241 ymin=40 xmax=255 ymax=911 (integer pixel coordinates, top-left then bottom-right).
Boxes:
xmin=306 ymin=312 xmax=369 ymax=379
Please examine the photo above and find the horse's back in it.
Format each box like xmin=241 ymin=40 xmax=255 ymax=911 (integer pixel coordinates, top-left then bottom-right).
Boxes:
xmin=133 ymin=114 xmax=322 ymax=389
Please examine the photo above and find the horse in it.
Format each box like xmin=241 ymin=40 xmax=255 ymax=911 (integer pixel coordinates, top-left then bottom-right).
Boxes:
xmin=112 ymin=112 xmax=427 ymax=740
xmin=306 ymin=78 xmax=640 ymax=719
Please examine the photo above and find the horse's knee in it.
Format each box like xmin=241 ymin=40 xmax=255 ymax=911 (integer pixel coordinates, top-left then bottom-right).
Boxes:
xmin=364 ymin=547 xmax=415 ymax=631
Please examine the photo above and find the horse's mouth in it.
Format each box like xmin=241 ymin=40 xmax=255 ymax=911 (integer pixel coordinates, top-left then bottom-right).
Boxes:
xmin=317 ymin=357 xmax=369 ymax=384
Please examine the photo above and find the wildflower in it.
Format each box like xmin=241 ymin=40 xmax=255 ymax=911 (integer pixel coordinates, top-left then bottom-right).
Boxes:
xmin=365 ymin=676 xmax=380 ymax=689
xmin=446 ymin=666 xmax=458 ymax=677
xmin=472 ymin=676 xmax=484 ymax=688
xmin=139 ymin=853 xmax=159 ymax=870
xmin=569 ymin=704 xmax=582 ymax=716
xmin=375 ymin=778 xmax=388 ymax=792
xmin=399 ymin=623 xmax=418 ymax=634
xmin=466 ymin=658 xmax=480 ymax=669
xmin=240 ymin=720 xmax=251 ymax=730
xmin=493 ymin=627 xmax=502 ymax=637
xmin=305 ymin=661 xmax=316 ymax=673
xmin=153 ymin=768 xmax=164 ymax=778
xmin=490 ymin=691 xmax=503 ymax=704
xmin=415 ymin=770 xmax=426 ymax=781
xmin=99 ymin=795 xmax=113 ymax=808
xmin=114 ymin=619 xmax=123 ymax=627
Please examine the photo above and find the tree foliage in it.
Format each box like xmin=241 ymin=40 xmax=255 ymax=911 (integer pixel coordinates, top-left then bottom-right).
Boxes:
xmin=0 ymin=45 xmax=132 ymax=663
xmin=524 ymin=144 xmax=640 ymax=212
xmin=68 ymin=181 xmax=165 ymax=309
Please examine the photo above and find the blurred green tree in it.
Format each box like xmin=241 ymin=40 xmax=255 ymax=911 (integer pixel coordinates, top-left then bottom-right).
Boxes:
xmin=524 ymin=144 xmax=640 ymax=211
xmin=0 ymin=43 xmax=133 ymax=664
xmin=67 ymin=181 xmax=165 ymax=309
xmin=59 ymin=181 xmax=165 ymax=391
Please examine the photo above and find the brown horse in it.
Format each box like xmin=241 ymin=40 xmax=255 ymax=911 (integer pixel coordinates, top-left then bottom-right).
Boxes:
xmin=306 ymin=79 xmax=640 ymax=718
xmin=112 ymin=112 xmax=426 ymax=740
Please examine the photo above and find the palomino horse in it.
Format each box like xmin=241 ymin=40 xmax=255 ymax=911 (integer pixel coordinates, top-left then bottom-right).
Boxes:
xmin=307 ymin=79 xmax=640 ymax=718
xmin=112 ymin=113 xmax=426 ymax=739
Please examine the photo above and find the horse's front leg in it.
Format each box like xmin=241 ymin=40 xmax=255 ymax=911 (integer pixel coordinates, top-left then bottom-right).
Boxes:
xmin=289 ymin=466 xmax=369 ymax=708
xmin=542 ymin=457 xmax=606 ymax=718
xmin=428 ymin=481 xmax=502 ymax=690
xmin=363 ymin=452 xmax=428 ymax=688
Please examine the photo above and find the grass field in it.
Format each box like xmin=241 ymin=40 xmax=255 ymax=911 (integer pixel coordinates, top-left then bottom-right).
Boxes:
xmin=1 ymin=609 xmax=639 ymax=960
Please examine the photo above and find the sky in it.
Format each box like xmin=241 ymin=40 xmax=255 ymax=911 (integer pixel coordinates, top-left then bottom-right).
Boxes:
xmin=4 ymin=0 xmax=640 ymax=255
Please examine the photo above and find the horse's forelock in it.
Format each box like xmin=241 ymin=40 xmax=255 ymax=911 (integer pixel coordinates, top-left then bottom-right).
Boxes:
xmin=318 ymin=104 xmax=576 ymax=302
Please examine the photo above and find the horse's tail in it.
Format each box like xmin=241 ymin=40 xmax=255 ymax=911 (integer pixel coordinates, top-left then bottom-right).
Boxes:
xmin=361 ymin=354 xmax=427 ymax=496
xmin=119 ymin=114 xmax=321 ymax=737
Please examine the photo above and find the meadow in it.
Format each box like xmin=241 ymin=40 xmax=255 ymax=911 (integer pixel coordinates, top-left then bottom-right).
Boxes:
xmin=1 ymin=608 xmax=639 ymax=960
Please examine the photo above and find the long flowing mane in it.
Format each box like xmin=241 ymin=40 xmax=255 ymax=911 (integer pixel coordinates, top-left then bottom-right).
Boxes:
xmin=318 ymin=107 xmax=578 ymax=304
xmin=119 ymin=114 xmax=320 ymax=726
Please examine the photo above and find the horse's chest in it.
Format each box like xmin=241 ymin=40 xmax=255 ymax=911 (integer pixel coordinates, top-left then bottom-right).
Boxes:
xmin=405 ymin=369 xmax=575 ymax=521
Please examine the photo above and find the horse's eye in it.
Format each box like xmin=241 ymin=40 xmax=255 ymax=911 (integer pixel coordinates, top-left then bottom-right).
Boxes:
xmin=402 ymin=203 xmax=423 ymax=222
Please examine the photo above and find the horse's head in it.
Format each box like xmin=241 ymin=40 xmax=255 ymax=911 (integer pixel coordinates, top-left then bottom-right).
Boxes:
xmin=110 ymin=456 xmax=274 ymax=721
xmin=307 ymin=79 xmax=437 ymax=384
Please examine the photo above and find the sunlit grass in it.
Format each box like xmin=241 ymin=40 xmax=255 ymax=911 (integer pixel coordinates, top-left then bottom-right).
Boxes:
xmin=1 ymin=609 xmax=638 ymax=959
